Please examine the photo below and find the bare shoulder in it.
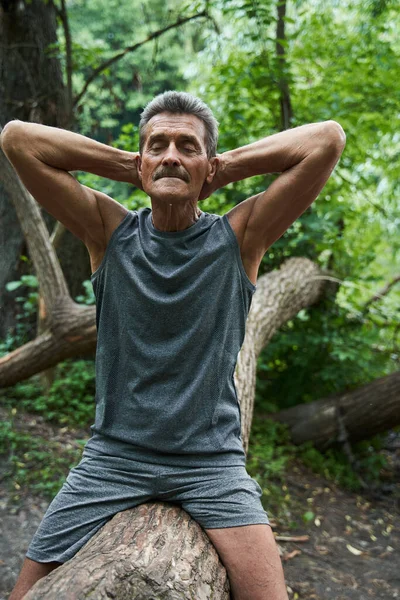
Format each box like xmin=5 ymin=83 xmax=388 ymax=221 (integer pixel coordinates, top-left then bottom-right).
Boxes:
xmin=224 ymin=194 xmax=261 ymax=287
xmin=84 ymin=187 xmax=129 ymax=275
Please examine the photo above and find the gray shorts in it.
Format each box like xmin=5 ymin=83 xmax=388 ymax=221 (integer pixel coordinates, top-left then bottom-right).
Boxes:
xmin=26 ymin=446 xmax=270 ymax=564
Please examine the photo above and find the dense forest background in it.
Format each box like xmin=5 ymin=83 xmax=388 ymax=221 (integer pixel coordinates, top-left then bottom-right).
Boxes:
xmin=1 ymin=0 xmax=399 ymax=505
xmin=65 ymin=0 xmax=399 ymax=408
xmin=1 ymin=0 xmax=400 ymax=597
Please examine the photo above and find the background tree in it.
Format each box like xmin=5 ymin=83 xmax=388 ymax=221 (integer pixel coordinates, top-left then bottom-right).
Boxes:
xmin=0 ymin=0 xmax=73 ymax=345
xmin=185 ymin=0 xmax=399 ymax=412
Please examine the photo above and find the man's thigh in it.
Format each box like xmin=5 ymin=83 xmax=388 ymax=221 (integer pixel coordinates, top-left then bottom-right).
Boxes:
xmin=26 ymin=452 xmax=159 ymax=564
xmin=204 ymin=523 xmax=288 ymax=600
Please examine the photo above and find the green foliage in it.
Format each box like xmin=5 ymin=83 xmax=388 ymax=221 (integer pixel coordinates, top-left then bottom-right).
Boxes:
xmin=247 ymin=417 xmax=292 ymax=474
xmin=1 ymin=273 xmax=40 ymax=351
xmin=61 ymin=0 xmax=205 ymax=138
xmin=297 ymin=435 xmax=390 ymax=493
xmin=255 ymin=298 xmax=394 ymax=412
xmin=186 ymin=0 xmax=400 ymax=418
xmin=246 ymin=417 xmax=296 ymax=524
xmin=0 ymin=413 xmax=83 ymax=501
xmin=74 ymin=279 xmax=96 ymax=305
xmin=6 ymin=272 xmax=39 ymax=317
xmin=0 ymin=360 xmax=96 ymax=428
xmin=302 ymin=511 xmax=315 ymax=523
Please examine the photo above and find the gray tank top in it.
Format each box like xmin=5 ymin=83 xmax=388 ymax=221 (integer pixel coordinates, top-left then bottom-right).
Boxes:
xmin=86 ymin=206 xmax=256 ymax=463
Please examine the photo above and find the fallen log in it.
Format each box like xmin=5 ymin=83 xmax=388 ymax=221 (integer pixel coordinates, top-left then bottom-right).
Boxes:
xmin=268 ymin=370 xmax=400 ymax=449
xmin=24 ymin=502 xmax=231 ymax=600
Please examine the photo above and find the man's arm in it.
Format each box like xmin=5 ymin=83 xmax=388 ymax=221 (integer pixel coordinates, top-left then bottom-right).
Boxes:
xmin=0 ymin=120 xmax=141 ymax=248
xmin=209 ymin=120 xmax=346 ymax=259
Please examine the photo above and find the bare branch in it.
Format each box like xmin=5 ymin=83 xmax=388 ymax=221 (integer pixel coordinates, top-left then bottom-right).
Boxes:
xmin=363 ymin=273 xmax=400 ymax=312
xmin=73 ymin=10 xmax=209 ymax=110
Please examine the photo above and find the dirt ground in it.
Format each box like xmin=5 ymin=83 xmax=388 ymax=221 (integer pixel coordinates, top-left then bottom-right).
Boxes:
xmin=0 ymin=412 xmax=399 ymax=599
xmin=277 ymin=460 xmax=399 ymax=599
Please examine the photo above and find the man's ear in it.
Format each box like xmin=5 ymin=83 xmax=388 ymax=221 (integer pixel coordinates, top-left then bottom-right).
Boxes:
xmin=135 ymin=153 xmax=143 ymax=181
xmin=206 ymin=155 xmax=219 ymax=183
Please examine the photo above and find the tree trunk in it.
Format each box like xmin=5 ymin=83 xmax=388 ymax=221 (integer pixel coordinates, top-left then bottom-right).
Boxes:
xmin=234 ymin=257 xmax=327 ymax=452
xmin=0 ymin=146 xmax=97 ymax=386
xmin=268 ymin=370 xmax=400 ymax=449
xmin=24 ymin=502 xmax=231 ymax=600
xmin=0 ymin=0 xmax=91 ymax=342
xmin=276 ymin=0 xmax=293 ymax=131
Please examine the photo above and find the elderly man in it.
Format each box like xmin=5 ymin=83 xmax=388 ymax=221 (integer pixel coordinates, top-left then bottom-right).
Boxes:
xmin=2 ymin=90 xmax=345 ymax=600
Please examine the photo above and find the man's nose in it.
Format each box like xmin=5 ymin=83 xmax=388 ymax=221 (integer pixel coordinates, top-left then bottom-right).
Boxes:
xmin=161 ymin=144 xmax=181 ymax=166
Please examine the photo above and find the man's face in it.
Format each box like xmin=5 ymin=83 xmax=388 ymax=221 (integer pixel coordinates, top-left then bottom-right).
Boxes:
xmin=136 ymin=112 xmax=218 ymax=204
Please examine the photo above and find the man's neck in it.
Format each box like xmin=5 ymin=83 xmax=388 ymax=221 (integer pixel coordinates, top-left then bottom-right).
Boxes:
xmin=150 ymin=201 xmax=201 ymax=232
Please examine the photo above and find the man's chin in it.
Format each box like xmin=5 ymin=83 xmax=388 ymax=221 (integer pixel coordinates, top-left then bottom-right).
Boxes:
xmin=146 ymin=189 xmax=189 ymax=202
xmin=146 ymin=180 xmax=188 ymax=198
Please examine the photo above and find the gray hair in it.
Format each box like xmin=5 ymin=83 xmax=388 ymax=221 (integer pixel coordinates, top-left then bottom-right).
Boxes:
xmin=139 ymin=90 xmax=219 ymax=159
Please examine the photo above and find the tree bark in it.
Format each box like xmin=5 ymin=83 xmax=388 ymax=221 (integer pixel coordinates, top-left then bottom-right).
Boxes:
xmin=24 ymin=502 xmax=231 ymax=600
xmin=235 ymin=257 xmax=326 ymax=453
xmin=0 ymin=144 xmax=97 ymax=386
xmin=267 ymin=370 xmax=400 ymax=449
xmin=0 ymin=0 xmax=90 ymax=342
xmin=276 ymin=0 xmax=293 ymax=131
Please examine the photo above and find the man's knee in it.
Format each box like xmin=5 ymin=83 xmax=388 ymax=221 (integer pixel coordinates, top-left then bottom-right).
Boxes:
xmin=9 ymin=557 xmax=62 ymax=600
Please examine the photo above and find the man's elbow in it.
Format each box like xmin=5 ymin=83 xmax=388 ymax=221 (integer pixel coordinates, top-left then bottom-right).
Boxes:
xmin=324 ymin=120 xmax=346 ymax=152
xmin=1 ymin=120 xmax=24 ymax=154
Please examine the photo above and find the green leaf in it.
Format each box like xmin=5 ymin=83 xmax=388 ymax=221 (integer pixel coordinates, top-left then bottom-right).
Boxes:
xmin=5 ymin=281 xmax=23 ymax=291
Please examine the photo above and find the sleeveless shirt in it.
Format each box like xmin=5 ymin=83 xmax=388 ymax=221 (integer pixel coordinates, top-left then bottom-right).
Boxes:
xmin=85 ymin=206 xmax=257 ymax=465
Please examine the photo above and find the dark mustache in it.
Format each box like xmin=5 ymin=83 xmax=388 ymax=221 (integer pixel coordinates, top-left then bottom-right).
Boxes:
xmin=154 ymin=167 xmax=190 ymax=182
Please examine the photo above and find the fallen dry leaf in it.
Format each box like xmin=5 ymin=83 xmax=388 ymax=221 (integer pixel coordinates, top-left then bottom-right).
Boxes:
xmin=346 ymin=543 xmax=364 ymax=556
xmin=282 ymin=549 xmax=302 ymax=561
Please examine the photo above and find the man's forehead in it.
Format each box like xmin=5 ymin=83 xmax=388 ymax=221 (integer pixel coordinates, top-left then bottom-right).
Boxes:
xmin=146 ymin=112 xmax=206 ymax=139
